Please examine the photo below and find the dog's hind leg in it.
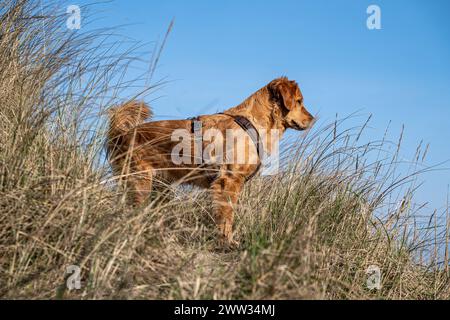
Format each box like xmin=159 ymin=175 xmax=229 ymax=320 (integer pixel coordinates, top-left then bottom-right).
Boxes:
xmin=210 ymin=173 xmax=244 ymax=247
xmin=128 ymin=161 xmax=154 ymax=206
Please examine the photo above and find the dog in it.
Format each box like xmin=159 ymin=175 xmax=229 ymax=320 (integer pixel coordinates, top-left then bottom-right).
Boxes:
xmin=107 ymin=77 xmax=314 ymax=247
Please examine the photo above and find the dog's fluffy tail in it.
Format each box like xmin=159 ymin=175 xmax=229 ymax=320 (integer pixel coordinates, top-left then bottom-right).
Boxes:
xmin=107 ymin=101 xmax=152 ymax=139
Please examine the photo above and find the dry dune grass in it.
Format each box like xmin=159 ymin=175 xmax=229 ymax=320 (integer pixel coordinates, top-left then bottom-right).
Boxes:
xmin=0 ymin=0 xmax=449 ymax=299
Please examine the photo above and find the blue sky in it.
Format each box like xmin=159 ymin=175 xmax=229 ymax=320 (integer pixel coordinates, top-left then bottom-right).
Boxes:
xmin=76 ymin=0 xmax=450 ymax=210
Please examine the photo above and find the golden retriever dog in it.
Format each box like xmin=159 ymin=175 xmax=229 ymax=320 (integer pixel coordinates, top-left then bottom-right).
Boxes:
xmin=107 ymin=77 xmax=314 ymax=247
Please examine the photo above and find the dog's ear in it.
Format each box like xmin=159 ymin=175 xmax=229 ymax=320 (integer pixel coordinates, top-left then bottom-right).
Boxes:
xmin=269 ymin=78 xmax=296 ymax=111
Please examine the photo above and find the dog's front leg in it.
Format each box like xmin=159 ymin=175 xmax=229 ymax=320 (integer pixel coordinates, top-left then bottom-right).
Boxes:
xmin=211 ymin=174 xmax=244 ymax=247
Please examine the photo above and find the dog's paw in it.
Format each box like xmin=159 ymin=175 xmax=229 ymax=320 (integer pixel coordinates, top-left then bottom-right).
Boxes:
xmin=215 ymin=236 xmax=240 ymax=252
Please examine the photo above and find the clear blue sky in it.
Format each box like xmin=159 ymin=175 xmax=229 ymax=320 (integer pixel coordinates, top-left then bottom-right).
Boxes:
xmin=78 ymin=0 xmax=450 ymax=210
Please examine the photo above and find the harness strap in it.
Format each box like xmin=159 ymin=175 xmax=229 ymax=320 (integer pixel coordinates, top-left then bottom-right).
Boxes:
xmin=221 ymin=113 xmax=262 ymax=181
xmin=189 ymin=113 xmax=263 ymax=182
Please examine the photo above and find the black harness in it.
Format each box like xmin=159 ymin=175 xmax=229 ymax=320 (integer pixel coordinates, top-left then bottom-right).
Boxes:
xmin=189 ymin=113 xmax=263 ymax=182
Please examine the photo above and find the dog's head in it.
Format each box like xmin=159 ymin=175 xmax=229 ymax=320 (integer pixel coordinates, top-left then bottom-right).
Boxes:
xmin=268 ymin=77 xmax=315 ymax=131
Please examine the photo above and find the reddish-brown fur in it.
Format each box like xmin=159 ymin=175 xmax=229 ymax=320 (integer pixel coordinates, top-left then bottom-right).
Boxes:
xmin=107 ymin=77 xmax=314 ymax=247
